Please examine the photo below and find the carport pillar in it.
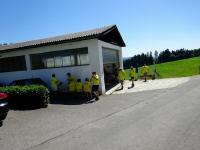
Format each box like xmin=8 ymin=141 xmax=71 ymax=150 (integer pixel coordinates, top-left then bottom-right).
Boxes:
xmin=89 ymin=40 xmax=106 ymax=94
xmin=119 ymin=48 xmax=123 ymax=69
xmin=97 ymin=41 xmax=106 ymax=94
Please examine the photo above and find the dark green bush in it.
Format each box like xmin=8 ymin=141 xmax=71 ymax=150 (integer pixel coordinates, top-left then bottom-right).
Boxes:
xmin=0 ymin=85 xmax=50 ymax=109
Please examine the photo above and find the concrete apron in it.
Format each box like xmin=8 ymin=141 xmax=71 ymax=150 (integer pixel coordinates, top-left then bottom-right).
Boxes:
xmin=106 ymin=77 xmax=191 ymax=95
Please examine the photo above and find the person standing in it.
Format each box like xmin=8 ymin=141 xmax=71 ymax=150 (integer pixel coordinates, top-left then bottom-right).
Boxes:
xmin=135 ymin=63 xmax=139 ymax=80
xmin=69 ymin=80 xmax=76 ymax=94
xmin=51 ymin=73 xmax=60 ymax=93
xmin=118 ymin=68 xmax=126 ymax=90
xmin=91 ymin=72 xmax=100 ymax=100
xmin=143 ymin=64 xmax=149 ymax=82
xmin=83 ymin=78 xmax=91 ymax=99
xmin=76 ymin=79 xmax=83 ymax=93
xmin=129 ymin=66 xmax=136 ymax=88
xmin=67 ymin=73 xmax=76 ymax=83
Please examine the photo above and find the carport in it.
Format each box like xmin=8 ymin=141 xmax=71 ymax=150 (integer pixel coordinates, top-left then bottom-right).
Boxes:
xmin=102 ymin=47 xmax=120 ymax=91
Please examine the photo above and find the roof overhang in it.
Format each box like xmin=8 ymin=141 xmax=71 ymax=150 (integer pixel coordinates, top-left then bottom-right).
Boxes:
xmin=0 ymin=25 xmax=126 ymax=53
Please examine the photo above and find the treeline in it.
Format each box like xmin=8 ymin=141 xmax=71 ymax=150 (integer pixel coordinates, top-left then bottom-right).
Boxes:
xmin=123 ymin=52 xmax=154 ymax=69
xmin=124 ymin=48 xmax=200 ymax=69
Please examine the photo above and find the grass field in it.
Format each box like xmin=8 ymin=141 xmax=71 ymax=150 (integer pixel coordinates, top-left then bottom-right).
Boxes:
xmin=125 ymin=56 xmax=200 ymax=79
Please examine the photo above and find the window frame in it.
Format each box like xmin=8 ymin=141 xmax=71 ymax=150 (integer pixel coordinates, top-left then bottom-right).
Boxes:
xmin=30 ymin=47 xmax=89 ymax=70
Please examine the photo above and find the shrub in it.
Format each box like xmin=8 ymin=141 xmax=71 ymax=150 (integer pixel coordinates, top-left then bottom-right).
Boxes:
xmin=0 ymin=85 xmax=50 ymax=109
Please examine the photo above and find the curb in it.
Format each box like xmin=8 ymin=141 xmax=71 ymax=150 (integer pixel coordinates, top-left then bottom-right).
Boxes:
xmin=105 ymin=83 xmax=121 ymax=95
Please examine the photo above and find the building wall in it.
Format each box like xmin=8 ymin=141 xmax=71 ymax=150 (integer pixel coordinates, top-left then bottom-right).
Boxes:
xmin=0 ymin=39 xmax=98 ymax=91
xmin=0 ymin=39 xmax=123 ymax=94
xmin=98 ymin=40 xmax=122 ymax=67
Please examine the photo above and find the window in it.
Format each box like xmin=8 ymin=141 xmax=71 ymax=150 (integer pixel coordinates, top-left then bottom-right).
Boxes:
xmin=30 ymin=47 xmax=89 ymax=70
xmin=54 ymin=57 xmax=62 ymax=67
xmin=0 ymin=56 xmax=26 ymax=73
xmin=46 ymin=58 xmax=55 ymax=68
xmin=63 ymin=55 xmax=75 ymax=66
xmin=77 ymin=54 xmax=89 ymax=65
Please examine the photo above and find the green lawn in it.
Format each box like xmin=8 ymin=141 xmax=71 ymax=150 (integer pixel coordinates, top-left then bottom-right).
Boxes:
xmin=125 ymin=56 xmax=200 ymax=79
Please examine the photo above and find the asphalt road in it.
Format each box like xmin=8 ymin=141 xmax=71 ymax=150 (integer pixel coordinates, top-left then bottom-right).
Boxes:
xmin=1 ymin=76 xmax=200 ymax=150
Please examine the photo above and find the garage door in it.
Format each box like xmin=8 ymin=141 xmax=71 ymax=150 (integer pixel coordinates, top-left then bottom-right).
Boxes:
xmin=102 ymin=48 xmax=119 ymax=64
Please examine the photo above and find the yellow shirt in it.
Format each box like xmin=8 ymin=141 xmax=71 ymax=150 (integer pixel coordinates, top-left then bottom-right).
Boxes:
xmin=69 ymin=81 xmax=76 ymax=92
xmin=118 ymin=70 xmax=126 ymax=81
xmin=68 ymin=76 xmax=76 ymax=83
xmin=91 ymin=75 xmax=100 ymax=85
xmin=143 ymin=66 xmax=148 ymax=74
xmin=51 ymin=77 xmax=59 ymax=90
xmin=83 ymin=81 xmax=91 ymax=92
xmin=76 ymin=82 xmax=83 ymax=92
xmin=130 ymin=68 xmax=136 ymax=78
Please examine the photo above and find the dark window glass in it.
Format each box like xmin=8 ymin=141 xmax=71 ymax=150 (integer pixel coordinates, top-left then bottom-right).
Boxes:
xmin=30 ymin=47 xmax=89 ymax=70
xmin=0 ymin=56 xmax=26 ymax=73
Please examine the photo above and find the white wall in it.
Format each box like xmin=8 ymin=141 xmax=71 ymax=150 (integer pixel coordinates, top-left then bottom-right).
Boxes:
xmin=0 ymin=39 xmax=123 ymax=94
xmin=0 ymin=39 xmax=98 ymax=91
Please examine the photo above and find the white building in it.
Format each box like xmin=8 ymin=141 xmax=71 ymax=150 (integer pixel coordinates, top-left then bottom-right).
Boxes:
xmin=0 ymin=25 xmax=125 ymax=93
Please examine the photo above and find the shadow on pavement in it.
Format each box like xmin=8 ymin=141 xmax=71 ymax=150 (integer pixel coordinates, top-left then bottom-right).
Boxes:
xmin=50 ymin=93 xmax=97 ymax=105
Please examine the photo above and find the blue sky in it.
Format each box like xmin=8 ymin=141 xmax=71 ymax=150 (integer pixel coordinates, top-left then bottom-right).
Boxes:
xmin=0 ymin=0 xmax=200 ymax=57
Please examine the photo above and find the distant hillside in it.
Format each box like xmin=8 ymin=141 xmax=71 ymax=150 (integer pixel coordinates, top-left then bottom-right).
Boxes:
xmin=125 ymin=56 xmax=200 ymax=79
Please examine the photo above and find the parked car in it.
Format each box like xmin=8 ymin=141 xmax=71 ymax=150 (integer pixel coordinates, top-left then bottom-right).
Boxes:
xmin=9 ymin=78 xmax=48 ymax=87
xmin=0 ymin=93 xmax=9 ymax=125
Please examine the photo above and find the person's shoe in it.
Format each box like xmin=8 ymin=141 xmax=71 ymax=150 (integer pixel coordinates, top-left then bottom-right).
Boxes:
xmin=95 ymin=97 xmax=99 ymax=101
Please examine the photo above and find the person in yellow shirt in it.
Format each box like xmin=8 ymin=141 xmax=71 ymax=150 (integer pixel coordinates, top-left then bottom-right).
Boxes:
xmin=76 ymin=79 xmax=83 ymax=93
xmin=91 ymin=72 xmax=100 ymax=100
xmin=118 ymin=68 xmax=126 ymax=90
xmin=67 ymin=73 xmax=76 ymax=83
xmin=69 ymin=80 xmax=76 ymax=93
xmin=51 ymin=73 xmax=61 ymax=94
xmin=143 ymin=64 xmax=149 ymax=82
xmin=129 ymin=66 xmax=136 ymax=88
xmin=83 ymin=78 xmax=91 ymax=99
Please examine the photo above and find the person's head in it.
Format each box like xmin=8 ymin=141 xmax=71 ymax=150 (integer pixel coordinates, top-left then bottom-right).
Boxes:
xmin=92 ymin=72 xmax=96 ymax=75
xmin=77 ymin=79 xmax=81 ymax=82
xmin=52 ymin=73 xmax=55 ymax=77
xmin=85 ymin=78 xmax=89 ymax=82
xmin=67 ymin=73 xmax=71 ymax=77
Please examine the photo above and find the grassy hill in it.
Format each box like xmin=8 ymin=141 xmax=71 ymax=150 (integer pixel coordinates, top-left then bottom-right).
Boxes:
xmin=125 ymin=56 xmax=200 ymax=79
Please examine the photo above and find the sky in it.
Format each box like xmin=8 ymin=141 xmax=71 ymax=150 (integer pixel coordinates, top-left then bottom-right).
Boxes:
xmin=0 ymin=0 xmax=200 ymax=57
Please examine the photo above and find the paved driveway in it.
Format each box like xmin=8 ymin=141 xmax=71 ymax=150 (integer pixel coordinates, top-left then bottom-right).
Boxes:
xmin=111 ymin=77 xmax=190 ymax=94
xmin=1 ymin=76 xmax=200 ymax=150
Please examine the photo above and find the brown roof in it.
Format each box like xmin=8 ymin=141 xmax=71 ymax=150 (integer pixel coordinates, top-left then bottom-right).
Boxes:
xmin=0 ymin=25 xmax=125 ymax=52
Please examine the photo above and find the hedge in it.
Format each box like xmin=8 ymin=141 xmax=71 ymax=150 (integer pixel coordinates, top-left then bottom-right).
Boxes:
xmin=0 ymin=85 xmax=50 ymax=109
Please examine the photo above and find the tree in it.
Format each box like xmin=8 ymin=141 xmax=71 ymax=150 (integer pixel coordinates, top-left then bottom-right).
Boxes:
xmin=154 ymin=50 xmax=158 ymax=64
